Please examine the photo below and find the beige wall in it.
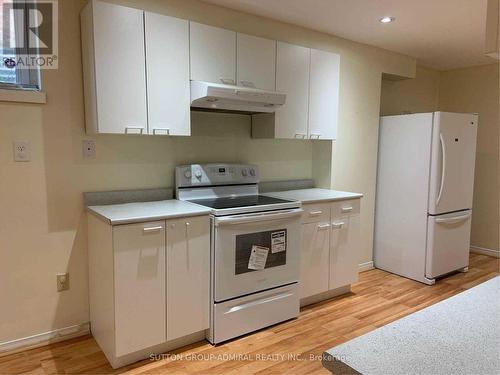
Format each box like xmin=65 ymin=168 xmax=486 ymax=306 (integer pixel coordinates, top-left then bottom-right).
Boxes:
xmin=380 ymin=66 xmax=440 ymax=116
xmin=381 ymin=63 xmax=500 ymax=252
xmin=0 ymin=0 xmax=416 ymax=344
xmin=439 ymin=64 xmax=500 ymax=251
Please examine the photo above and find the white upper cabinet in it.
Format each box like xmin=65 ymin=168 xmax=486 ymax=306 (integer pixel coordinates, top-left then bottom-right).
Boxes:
xmin=308 ymin=49 xmax=340 ymax=140
xmin=82 ymin=2 xmax=340 ymax=139
xmin=236 ymin=33 xmax=276 ymax=90
xmin=275 ymin=42 xmax=310 ymax=139
xmin=145 ymin=12 xmax=190 ymax=136
xmin=189 ymin=22 xmax=236 ymax=84
xmin=83 ymin=0 xmax=147 ymax=134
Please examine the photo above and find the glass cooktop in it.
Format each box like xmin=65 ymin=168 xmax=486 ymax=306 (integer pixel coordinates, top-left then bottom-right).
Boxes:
xmin=187 ymin=195 xmax=294 ymax=210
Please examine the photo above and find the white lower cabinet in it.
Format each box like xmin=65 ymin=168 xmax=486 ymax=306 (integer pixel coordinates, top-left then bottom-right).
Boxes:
xmin=87 ymin=214 xmax=210 ymax=368
xmin=299 ymin=221 xmax=330 ymax=298
xmin=299 ymin=199 xmax=360 ymax=300
xmin=330 ymin=214 xmax=360 ymax=290
xmin=166 ymin=216 xmax=210 ymax=341
xmin=113 ymin=222 xmax=167 ymax=356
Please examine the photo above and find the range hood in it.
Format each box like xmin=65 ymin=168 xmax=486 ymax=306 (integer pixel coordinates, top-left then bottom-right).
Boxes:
xmin=190 ymin=81 xmax=286 ymax=113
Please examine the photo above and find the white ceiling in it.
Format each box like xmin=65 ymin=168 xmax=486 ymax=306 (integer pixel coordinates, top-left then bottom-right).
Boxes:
xmin=202 ymin=0 xmax=496 ymax=71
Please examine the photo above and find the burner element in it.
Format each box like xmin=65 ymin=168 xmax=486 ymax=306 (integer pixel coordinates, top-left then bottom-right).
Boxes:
xmin=188 ymin=195 xmax=293 ymax=210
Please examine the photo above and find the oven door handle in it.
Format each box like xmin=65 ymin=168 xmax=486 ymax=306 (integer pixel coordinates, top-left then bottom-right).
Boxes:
xmin=214 ymin=208 xmax=303 ymax=226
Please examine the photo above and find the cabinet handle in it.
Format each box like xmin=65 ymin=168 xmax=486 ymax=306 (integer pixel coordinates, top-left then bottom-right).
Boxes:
xmin=332 ymin=221 xmax=345 ymax=229
xmin=294 ymin=133 xmax=307 ymax=139
xmin=309 ymin=133 xmax=321 ymax=139
xmin=125 ymin=126 xmax=144 ymax=134
xmin=220 ymin=77 xmax=235 ymax=85
xmin=185 ymin=222 xmax=191 ymax=252
xmin=341 ymin=206 xmax=353 ymax=213
xmin=143 ymin=226 xmax=163 ymax=233
xmin=309 ymin=210 xmax=323 ymax=216
xmin=240 ymin=80 xmax=255 ymax=88
xmin=317 ymin=223 xmax=330 ymax=230
xmin=152 ymin=128 xmax=170 ymax=135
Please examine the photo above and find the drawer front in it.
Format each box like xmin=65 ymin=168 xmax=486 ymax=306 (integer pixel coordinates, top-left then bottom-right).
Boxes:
xmin=211 ymin=283 xmax=299 ymax=344
xmin=331 ymin=199 xmax=360 ymax=218
xmin=425 ymin=211 xmax=471 ymax=278
xmin=301 ymin=203 xmax=331 ymax=223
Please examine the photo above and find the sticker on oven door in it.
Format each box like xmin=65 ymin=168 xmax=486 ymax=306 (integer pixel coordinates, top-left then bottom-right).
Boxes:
xmin=248 ymin=245 xmax=269 ymax=270
xmin=271 ymin=231 xmax=286 ymax=253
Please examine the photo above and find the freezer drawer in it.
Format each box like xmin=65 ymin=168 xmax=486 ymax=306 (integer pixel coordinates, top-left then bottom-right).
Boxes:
xmin=210 ymin=283 xmax=299 ymax=344
xmin=425 ymin=210 xmax=472 ymax=279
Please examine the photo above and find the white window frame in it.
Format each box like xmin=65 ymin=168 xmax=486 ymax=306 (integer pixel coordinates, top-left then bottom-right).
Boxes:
xmin=0 ymin=0 xmax=42 ymax=91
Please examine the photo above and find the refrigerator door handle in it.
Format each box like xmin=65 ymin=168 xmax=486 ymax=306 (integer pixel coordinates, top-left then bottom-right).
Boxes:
xmin=435 ymin=212 xmax=471 ymax=224
xmin=436 ymin=133 xmax=446 ymax=206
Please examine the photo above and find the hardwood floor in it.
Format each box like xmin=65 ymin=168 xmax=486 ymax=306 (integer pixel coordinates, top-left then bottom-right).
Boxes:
xmin=1 ymin=254 xmax=498 ymax=375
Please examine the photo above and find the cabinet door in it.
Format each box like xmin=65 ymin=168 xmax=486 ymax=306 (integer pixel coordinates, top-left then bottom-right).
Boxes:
xmin=300 ymin=222 xmax=331 ymax=298
xmin=145 ymin=12 xmax=190 ymax=136
xmin=93 ymin=1 xmax=147 ymax=134
xmin=113 ymin=222 xmax=166 ymax=356
xmin=166 ymin=216 xmax=210 ymax=341
xmin=236 ymin=33 xmax=276 ymax=90
xmin=329 ymin=215 xmax=359 ymax=290
xmin=308 ymin=49 xmax=340 ymax=140
xmin=275 ymin=42 xmax=310 ymax=139
xmin=190 ymin=22 xmax=236 ymax=84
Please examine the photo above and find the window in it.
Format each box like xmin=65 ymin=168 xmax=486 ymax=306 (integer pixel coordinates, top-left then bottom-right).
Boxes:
xmin=0 ymin=0 xmax=41 ymax=90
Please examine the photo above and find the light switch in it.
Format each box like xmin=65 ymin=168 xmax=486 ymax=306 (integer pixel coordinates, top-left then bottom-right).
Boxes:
xmin=13 ymin=141 xmax=30 ymax=162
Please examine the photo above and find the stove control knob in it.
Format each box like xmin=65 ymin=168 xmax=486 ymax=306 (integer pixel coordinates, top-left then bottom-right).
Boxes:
xmin=249 ymin=168 xmax=256 ymax=177
xmin=184 ymin=170 xmax=192 ymax=179
xmin=241 ymin=169 xmax=248 ymax=177
xmin=194 ymin=170 xmax=202 ymax=179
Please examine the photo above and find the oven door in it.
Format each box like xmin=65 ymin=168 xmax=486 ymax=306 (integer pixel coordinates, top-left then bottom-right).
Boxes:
xmin=213 ymin=208 xmax=302 ymax=302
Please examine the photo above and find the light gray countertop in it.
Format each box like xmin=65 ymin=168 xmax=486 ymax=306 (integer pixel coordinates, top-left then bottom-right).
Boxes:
xmin=87 ymin=200 xmax=211 ymax=225
xmin=322 ymin=276 xmax=500 ymax=375
xmin=263 ymin=188 xmax=363 ymax=204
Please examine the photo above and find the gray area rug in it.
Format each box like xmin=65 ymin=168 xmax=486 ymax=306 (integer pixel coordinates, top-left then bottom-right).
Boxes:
xmin=323 ymin=276 xmax=500 ymax=375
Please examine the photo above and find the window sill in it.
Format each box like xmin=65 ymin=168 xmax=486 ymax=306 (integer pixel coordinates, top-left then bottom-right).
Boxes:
xmin=0 ymin=88 xmax=46 ymax=104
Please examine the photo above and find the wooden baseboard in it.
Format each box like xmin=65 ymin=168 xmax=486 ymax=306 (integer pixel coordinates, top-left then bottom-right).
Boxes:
xmin=470 ymin=246 xmax=500 ymax=258
xmin=359 ymin=261 xmax=374 ymax=273
xmin=0 ymin=323 xmax=90 ymax=356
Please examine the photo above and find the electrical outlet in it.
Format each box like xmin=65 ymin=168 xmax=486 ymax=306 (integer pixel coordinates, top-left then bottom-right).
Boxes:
xmin=82 ymin=139 xmax=96 ymax=159
xmin=57 ymin=273 xmax=70 ymax=292
xmin=13 ymin=141 xmax=30 ymax=162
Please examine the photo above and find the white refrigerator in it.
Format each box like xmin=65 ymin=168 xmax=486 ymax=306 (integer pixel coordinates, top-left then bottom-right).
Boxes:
xmin=374 ymin=112 xmax=478 ymax=285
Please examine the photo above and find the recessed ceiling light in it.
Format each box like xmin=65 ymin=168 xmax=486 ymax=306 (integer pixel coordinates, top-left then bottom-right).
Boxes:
xmin=379 ymin=16 xmax=395 ymax=24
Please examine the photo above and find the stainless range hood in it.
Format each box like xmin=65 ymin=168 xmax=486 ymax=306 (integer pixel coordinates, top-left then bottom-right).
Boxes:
xmin=190 ymin=81 xmax=286 ymax=113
